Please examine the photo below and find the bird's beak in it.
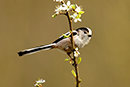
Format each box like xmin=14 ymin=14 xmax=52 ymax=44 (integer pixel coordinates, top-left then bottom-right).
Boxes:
xmin=88 ymin=34 xmax=92 ymax=37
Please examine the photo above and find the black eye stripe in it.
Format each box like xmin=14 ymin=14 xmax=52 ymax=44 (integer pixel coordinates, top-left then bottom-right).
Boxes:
xmin=86 ymin=29 xmax=89 ymax=33
xmin=76 ymin=27 xmax=89 ymax=33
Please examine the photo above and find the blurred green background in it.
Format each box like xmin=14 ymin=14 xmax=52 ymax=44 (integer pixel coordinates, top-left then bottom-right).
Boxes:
xmin=0 ymin=0 xmax=130 ymax=87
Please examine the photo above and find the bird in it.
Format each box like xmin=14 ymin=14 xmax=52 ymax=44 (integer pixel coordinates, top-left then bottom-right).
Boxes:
xmin=18 ymin=27 xmax=92 ymax=57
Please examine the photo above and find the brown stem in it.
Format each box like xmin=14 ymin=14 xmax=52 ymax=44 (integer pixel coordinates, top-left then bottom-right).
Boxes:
xmin=66 ymin=12 xmax=74 ymax=49
xmin=66 ymin=12 xmax=80 ymax=87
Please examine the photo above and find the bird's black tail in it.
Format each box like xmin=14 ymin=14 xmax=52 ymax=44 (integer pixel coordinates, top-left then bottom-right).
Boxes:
xmin=18 ymin=43 xmax=55 ymax=56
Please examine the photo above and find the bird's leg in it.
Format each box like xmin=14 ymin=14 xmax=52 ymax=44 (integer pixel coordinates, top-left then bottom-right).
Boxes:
xmin=67 ymin=53 xmax=73 ymax=60
xmin=67 ymin=53 xmax=76 ymax=66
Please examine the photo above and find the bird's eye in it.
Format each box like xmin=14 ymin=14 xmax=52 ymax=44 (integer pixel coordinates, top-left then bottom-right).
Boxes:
xmin=84 ymin=31 xmax=87 ymax=34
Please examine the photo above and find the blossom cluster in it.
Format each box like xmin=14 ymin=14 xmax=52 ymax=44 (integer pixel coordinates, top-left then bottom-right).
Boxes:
xmin=34 ymin=79 xmax=45 ymax=87
xmin=52 ymin=0 xmax=84 ymax=23
xmin=74 ymin=48 xmax=80 ymax=57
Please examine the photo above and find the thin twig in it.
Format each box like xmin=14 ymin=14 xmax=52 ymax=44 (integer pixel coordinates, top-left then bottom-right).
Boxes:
xmin=66 ymin=12 xmax=74 ymax=49
xmin=66 ymin=12 xmax=80 ymax=87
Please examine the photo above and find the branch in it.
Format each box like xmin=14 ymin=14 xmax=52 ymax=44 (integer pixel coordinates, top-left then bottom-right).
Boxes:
xmin=66 ymin=12 xmax=74 ymax=50
xmin=66 ymin=12 xmax=80 ymax=87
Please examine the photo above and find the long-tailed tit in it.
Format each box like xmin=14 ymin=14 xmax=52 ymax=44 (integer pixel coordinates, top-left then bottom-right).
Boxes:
xmin=18 ymin=27 xmax=92 ymax=57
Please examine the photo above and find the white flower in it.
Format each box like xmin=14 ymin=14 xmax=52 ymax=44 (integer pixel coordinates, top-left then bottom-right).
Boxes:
xmin=71 ymin=5 xmax=84 ymax=23
xmin=63 ymin=1 xmax=72 ymax=11
xmin=74 ymin=48 xmax=80 ymax=57
xmin=71 ymin=13 xmax=82 ymax=23
xmin=75 ymin=4 xmax=84 ymax=14
xmin=74 ymin=17 xmax=82 ymax=23
xmin=70 ymin=13 xmax=77 ymax=19
xmin=34 ymin=79 xmax=45 ymax=87
xmin=55 ymin=5 xmax=65 ymax=14
xmin=53 ymin=0 xmax=62 ymax=2
xmin=36 ymin=79 xmax=45 ymax=84
xmin=34 ymin=83 xmax=39 ymax=87
xmin=75 ymin=4 xmax=81 ymax=13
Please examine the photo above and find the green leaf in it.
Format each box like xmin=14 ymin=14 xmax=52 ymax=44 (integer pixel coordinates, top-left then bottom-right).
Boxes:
xmin=69 ymin=61 xmax=72 ymax=64
xmin=79 ymin=11 xmax=84 ymax=14
xmin=69 ymin=30 xmax=72 ymax=33
xmin=64 ymin=58 xmax=70 ymax=61
xmin=77 ymin=57 xmax=82 ymax=64
xmin=71 ymin=4 xmax=76 ymax=9
xmin=70 ymin=15 xmax=73 ymax=19
xmin=79 ymin=79 xmax=82 ymax=82
xmin=52 ymin=14 xmax=57 ymax=18
xmin=71 ymin=70 xmax=76 ymax=77
xmin=77 ymin=14 xmax=81 ymax=18
xmin=62 ymin=34 xmax=70 ymax=38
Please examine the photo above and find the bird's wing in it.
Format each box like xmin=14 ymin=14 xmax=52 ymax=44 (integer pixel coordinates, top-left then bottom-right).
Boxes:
xmin=53 ymin=31 xmax=77 ymax=43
